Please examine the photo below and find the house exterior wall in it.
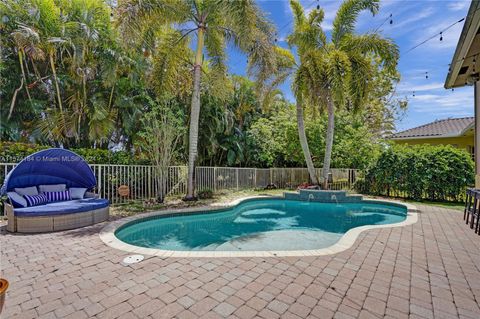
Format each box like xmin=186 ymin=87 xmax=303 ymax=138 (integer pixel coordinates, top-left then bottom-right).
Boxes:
xmin=392 ymin=135 xmax=472 ymax=148
xmin=391 ymin=135 xmax=474 ymax=158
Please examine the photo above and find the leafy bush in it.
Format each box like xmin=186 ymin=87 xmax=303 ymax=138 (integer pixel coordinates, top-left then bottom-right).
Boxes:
xmin=0 ymin=142 xmax=47 ymax=162
xmin=246 ymin=106 xmax=381 ymax=169
xmin=197 ymin=188 xmax=214 ymax=199
xmin=0 ymin=142 xmax=149 ymax=164
xmin=356 ymin=144 xmax=474 ymax=201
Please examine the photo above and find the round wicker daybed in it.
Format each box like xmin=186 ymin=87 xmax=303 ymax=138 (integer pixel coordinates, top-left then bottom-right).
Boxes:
xmin=1 ymin=148 xmax=109 ymax=233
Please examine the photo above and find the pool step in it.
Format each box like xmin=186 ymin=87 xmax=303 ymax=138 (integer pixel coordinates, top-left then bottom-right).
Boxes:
xmin=284 ymin=190 xmax=363 ymax=203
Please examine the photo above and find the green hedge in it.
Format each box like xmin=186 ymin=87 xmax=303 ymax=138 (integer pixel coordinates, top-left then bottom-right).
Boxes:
xmin=0 ymin=142 xmax=150 ymax=165
xmin=356 ymin=144 xmax=474 ymax=201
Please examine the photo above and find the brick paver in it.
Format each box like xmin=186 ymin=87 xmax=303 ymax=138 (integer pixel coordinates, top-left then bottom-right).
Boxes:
xmin=1 ymin=205 xmax=480 ymax=318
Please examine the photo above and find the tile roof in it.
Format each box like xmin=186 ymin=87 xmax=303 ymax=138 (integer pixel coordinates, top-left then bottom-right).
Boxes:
xmin=390 ymin=117 xmax=474 ymax=139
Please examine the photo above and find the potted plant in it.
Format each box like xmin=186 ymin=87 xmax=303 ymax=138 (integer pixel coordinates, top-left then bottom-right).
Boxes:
xmin=0 ymin=278 xmax=8 ymax=315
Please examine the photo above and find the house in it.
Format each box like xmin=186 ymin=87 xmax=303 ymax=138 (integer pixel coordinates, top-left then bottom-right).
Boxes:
xmin=390 ymin=117 xmax=475 ymax=158
xmin=444 ymin=0 xmax=480 ymax=187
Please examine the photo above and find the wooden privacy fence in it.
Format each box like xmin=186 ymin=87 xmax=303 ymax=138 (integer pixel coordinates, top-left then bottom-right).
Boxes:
xmin=0 ymin=163 xmax=358 ymax=204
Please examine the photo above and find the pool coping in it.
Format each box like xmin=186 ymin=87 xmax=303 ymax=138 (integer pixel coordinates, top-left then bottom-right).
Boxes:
xmin=99 ymin=195 xmax=418 ymax=258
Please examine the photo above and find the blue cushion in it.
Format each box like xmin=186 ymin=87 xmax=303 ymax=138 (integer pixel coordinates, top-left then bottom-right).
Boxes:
xmin=13 ymin=198 xmax=109 ymax=217
xmin=7 ymin=191 xmax=27 ymax=208
xmin=69 ymin=187 xmax=87 ymax=199
xmin=14 ymin=186 xmax=38 ymax=196
xmin=43 ymin=190 xmax=71 ymax=202
xmin=38 ymin=184 xmax=66 ymax=193
xmin=24 ymin=194 xmax=49 ymax=207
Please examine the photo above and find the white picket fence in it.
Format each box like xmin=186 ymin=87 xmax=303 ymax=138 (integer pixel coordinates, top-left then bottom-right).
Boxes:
xmin=0 ymin=163 xmax=358 ymax=204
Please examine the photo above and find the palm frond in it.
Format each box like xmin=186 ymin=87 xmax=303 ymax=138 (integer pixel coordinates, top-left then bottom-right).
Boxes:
xmin=346 ymin=53 xmax=372 ymax=112
xmin=287 ymin=1 xmax=326 ymax=53
xmin=325 ymin=49 xmax=352 ymax=107
xmin=150 ymin=27 xmax=193 ymax=96
xmin=332 ymin=0 xmax=379 ymax=44
xmin=340 ymin=33 xmax=399 ymax=72
xmin=116 ymin=0 xmax=191 ymax=41
xmin=215 ymin=0 xmax=276 ymax=88
xmin=255 ymin=46 xmax=295 ymax=111
xmin=290 ymin=0 xmax=306 ymax=27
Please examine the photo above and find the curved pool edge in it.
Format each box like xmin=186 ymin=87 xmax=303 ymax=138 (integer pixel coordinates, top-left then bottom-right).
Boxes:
xmin=99 ymin=195 xmax=418 ymax=258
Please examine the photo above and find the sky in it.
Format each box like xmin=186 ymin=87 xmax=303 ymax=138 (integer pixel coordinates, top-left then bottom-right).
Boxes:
xmin=226 ymin=0 xmax=473 ymax=132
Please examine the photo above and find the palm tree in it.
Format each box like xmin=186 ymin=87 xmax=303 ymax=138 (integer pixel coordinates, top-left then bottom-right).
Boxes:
xmin=321 ymin=0 xmax=398 ymax=189
xmin=286 ymin=0 xmax=330 ymax=185
xmin=118 ymin=0 xmax=275 ymax=200
xmin=290 ymin=0 xmax=398 ymax=189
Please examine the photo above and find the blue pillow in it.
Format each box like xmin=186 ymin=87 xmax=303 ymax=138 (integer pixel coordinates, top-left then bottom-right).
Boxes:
xmin=24 ymin=194 xmax=49 ymax=207
xmin=14 ymin=186 xmax=38 ymax=196
xmin=69 ymin=188 xmax=87 ymax=199
xmin=38 ymin=184 xmax=66 ymax=193
xmin=7 ymin=191 xmax=28 ymax=208
xmin=43 ymin=190 xmax=71 ymax=202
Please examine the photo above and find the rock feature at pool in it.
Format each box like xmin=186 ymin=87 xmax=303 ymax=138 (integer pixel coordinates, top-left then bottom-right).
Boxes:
xmin=284 ymin=190 xmax=363 ymax=203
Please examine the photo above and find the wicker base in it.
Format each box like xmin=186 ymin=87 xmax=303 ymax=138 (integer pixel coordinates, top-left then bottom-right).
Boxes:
xmin=5 ymin=203 xmax=110 ymax=233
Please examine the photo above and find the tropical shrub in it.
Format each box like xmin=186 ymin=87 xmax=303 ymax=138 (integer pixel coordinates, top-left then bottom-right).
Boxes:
xmin=0 ymin=142 xmax=47 ymax=162
xmin=246 ymin=105 xmax=381 ymax=169
xmin=357 ymin=144 xmax=474 ymax=201
xmin=0 ymin=142 xmax=148 ymax=164
xmin=137 ymin=97 xmax=185 ymax=202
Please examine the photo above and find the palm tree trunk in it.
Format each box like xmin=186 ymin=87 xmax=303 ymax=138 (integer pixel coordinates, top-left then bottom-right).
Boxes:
xmin=185 ymin=27 xmax=205 ymax=200
xmin=296 ymin=100 xmax=318 ymax=185
xmin=18 ymin=50 xmax=32 ymax=102
xmin=8 ymin=78 xmax=24 ymax=120
xmin=49 ymin=52 xmax=63 ymax=114
xmin=322 ymin=97 xmax=335 ymax=189
xmin=108 ymin=84 xmax=115 ymax=110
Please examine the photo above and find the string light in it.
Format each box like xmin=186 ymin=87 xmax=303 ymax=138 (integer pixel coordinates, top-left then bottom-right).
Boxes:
xmin=404 ymin=17 xmax=465 ymax=54
xmin=276 ymin=0 xmax=319 ymax=35
xmin=373 ymin=13 xmax=393 ymax=33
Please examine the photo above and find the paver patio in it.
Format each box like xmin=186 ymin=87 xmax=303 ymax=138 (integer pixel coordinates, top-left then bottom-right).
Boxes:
xmin=1 ymin=204 xmax=480 ymax=319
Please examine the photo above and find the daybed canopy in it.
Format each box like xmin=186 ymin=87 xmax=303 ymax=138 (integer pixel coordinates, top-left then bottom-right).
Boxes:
xmin=1 ymin=148 xmax=96 ymax=194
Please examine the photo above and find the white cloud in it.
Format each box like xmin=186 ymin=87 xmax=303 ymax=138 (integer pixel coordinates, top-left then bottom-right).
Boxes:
xmin=391 ymin=6 xmax=435 ymax=32
xmin=398 ymin=81 xmax=445 ymax=92
xmin=409 ymin=89 xmax=473 ymax=114
xmin=448 ymin=1 xmax=469 ymax=12
xmin=418 ymin=20 xmax=464 ymax=50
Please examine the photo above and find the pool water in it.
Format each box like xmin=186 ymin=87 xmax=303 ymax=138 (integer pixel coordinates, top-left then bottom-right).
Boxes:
xmin=115 ymin=199 xmax=407 ymax=251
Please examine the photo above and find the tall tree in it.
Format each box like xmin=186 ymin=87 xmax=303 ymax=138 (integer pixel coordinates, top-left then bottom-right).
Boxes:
xmin=287 ymin=0 xmax=329 ymax=185
xmin=137 ymin=96 xmax=185 ymax=203
xmin=297 ymin=0 xmax=399 ymax=188
xmin=1 ymin=0 xmax=142 ymax=146
xmin=118 ymin=0 xmax=275 ymax=200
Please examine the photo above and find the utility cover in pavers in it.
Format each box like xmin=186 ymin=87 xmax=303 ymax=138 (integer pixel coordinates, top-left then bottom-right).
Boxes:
xmin=121 ymin=254 xmax=144 ymax=266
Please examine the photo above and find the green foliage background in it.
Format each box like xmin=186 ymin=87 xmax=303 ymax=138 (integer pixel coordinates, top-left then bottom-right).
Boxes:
xmin=0 ymin=142 xmax=148 ymax=164
xmin=356 ymin=144 xmax=474 ymax=201
xmin=0 ymin=0 xmax=403 ymax=171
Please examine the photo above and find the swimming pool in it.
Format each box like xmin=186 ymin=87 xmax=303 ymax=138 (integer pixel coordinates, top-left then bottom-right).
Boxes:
xmin=114 ymin=198 xmax=408 ymax=252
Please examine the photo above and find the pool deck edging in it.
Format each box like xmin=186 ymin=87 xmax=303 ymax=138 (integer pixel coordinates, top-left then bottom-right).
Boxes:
xmin=99 ymin=195 xmax=418 ymax=258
